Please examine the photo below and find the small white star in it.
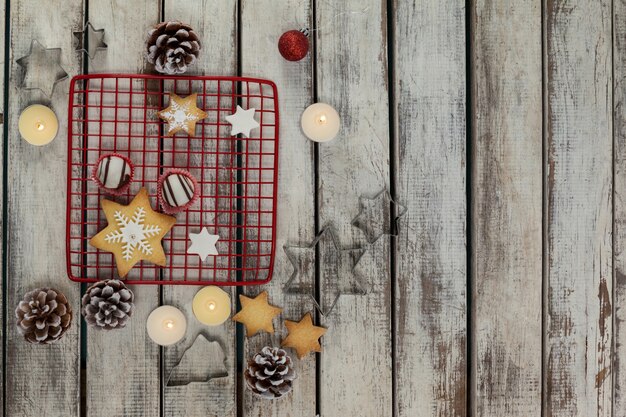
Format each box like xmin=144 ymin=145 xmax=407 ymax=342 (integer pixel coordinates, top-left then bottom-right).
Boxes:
xmin=188 ymin=228 xmax=220 ymax=261
xmin=225 ymin=105 xmax=259 ymax=138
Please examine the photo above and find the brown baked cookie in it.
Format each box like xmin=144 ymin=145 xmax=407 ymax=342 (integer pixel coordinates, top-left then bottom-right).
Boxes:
xmin=90 ymin=188 xmax=176 ymax=277
xmin=281 ymin=312 xmax=327 ymax=359
xmin=232 ymin=291 xmax=282 ymax=337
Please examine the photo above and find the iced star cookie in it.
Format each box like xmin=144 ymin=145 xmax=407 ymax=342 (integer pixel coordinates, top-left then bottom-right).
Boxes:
xmin=158 ymin=93 xmax=207 ymax=136
xmin=90 ymin=188 xmax=176 ymax=277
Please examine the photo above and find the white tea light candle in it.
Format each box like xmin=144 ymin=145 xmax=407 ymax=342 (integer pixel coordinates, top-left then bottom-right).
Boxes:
xmin=18 ymin=104 xmax=59 ymax=146
xmin=192 ymin=286 xmax=231 ymax=326
xmin=301 ymin=103 xmax=340 ymax=142
xmin=146 ymin=305 xmax=186 ymax=346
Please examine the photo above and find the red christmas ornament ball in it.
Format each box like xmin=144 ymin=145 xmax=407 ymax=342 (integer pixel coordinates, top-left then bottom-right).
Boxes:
xmin=278 ymin=30 xmax=309 ymax=61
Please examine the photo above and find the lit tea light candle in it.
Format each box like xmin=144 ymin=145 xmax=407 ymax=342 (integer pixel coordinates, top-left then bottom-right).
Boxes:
xmin=18 ymin=104 xmax=59 ymax=146
xmin=192 ymin=286 xmax=231 ymax=326
xmin=146 ymin=305 xmax=187 ymax=346
xmin=301 ymin=102 xmax=340 ymax=142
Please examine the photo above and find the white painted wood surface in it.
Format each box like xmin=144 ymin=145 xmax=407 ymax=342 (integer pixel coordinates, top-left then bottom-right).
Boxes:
xmin=614 ymin=0 xmax=626 ymax=414
xmin=315 ymin=0 xmax=392 ymax=416
xmin=239 ymin=0 xmax=316 ymax=416
xmin=0 ymin=2 xmax=5 ymax=414
xmin=544 ymin=0 xmax=613 ymax=416
xmin=471 ymin=1 xmax=543 ymax=415
xmin=5 ymin=0 xmax=82 ymax=416
xmin=161 ymin=2 xmax=238 ymax=416
xmin=84 ymin=2 xmax=161 ymax=417
xmin=393 ymin=0 xmax=467 ymax=416
xmin=2 ymin=1 xmax=625 ymax=416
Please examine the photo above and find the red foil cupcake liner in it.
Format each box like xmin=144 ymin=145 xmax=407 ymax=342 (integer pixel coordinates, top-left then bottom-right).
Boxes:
xmin=157 ymin=168 xmax=200 ymax=214
xmin=91 ymin=153 xmax=135 ymax=197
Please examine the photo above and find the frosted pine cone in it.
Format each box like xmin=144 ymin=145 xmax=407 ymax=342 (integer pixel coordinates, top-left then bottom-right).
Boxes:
xmin=15 ymin=288 xmax=73 ymax=345
xmin=245 ymin=346 xmax=296 ymax=399
xmin=146 ymin=21 xmax=200 ymax=74
xmin=81 ymin=279 xmax=135 ymax=330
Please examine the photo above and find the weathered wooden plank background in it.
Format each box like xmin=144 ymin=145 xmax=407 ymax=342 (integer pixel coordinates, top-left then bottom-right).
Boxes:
xmin=1 ymin=0 xmax=625 ymax=416
xmin=545 ymin=1 xmax=613 ymax=416
xmin=471 ymin=0 xmax=542 ymax=415
xmin=6 ymin=1 xmax=82 ymax=416
xmin=393 ymin=0 xmax=466 ymax=416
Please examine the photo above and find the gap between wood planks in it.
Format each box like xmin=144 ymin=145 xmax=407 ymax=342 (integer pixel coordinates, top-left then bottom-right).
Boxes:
xmin=465 ymin=0 xmax=473 ymax=415
xmin=386 ymin=0 xmax=399 ymax=414
xmin=1 ymin=0 xmax=8 ymax=415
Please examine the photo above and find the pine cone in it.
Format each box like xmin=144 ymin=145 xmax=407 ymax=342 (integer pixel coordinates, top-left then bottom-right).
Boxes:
xmin=245 ymin=346 xmax=296 ymax=399
xmin=146 ymin=21 xmax=200 ymax=74
xmin=15 ymin=288 xmax=72 ymax=345
xmin=81 ymin=279 xmax=135 ymax=330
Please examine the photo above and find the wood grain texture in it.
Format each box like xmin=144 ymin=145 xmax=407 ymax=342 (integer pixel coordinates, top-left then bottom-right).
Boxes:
xmin=544 ymin=0 xmax=613 ymax=416
xmin=161 ymin=2 xmax=238 ymax=416
xmin=471 ymin=0 xmax=542 ymax=415
xmin=392 ymin=0 xmax=467 ymax=416
xmin=5 ymin=0 xmax=83 ymax=416
xmin=316 ymin=0 xmax=392 ymax=415
xmin=239 ymin=0 xmax=317 ymax=415
xmin=614 ymin=0 xmax=626 ymax=414
xmin=84 ymin=2 xmax=161 ymax=416
xmin=4 ymin=2 xmax=625 ymax=415
xmin=0 ymin=1 xmax=5 ymax=415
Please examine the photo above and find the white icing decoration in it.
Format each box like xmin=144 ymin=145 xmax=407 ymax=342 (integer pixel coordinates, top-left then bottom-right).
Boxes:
xmin=161 ymin=98 xmax=203 ymax=134
xmin=104 ymin=207 xmax=162 ymax=261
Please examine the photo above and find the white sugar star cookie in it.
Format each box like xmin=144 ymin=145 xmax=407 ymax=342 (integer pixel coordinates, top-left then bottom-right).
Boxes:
xmin=225 ymin=105 xmax=259 ymax=138
xmin=188 ymin=227 xmax=219 ymax=261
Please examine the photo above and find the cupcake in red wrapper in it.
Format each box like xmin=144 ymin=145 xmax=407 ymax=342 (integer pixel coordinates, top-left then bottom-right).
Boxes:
xmin=157 ymin=169 xmax=199 ymax=214
xmin=92 ymin=153 xmax=134 ymax=196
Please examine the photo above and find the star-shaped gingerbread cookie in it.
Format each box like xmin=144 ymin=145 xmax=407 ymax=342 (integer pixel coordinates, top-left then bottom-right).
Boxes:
xmin=158 ymin=93 xmax=208 ymax=136
xmin=232 ymin=291 xmax=282 ymax=337
xmin=282 ymin=312 xmax=327 ymax=359
xmin=90 ymin=188 xmax=176 ymax=277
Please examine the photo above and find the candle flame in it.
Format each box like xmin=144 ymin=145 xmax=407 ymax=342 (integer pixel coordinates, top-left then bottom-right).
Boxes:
xmin=207 ymin=301 xmax=216 ymax=311
xmin=36 ymin=122 xmax=45 ymax=131
xmin=163 ymin=319 xmax=175 ymax=329
xmin=316 ymin=114 xmax=327 ymax=125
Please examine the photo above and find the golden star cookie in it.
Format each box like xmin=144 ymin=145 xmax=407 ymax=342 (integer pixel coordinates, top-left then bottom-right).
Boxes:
xmin=158 ymin=93 xmax=208 ymax=136
xmin=89 ymin=188 xmax=176 ymax=277
xmin=282 ymin=312 xmax=327 ymax=359
xmin=232 ymin=291 xmax=282 ymax=337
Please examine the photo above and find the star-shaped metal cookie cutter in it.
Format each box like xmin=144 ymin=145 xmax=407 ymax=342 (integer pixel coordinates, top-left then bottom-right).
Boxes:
xmin=351 ymin=188 xmax=407 ymax=243
xmin=16 ymin=40 xmax=68 ymax=97
xmin=73 ymin=22 xmax=108 ymax=59
xmin=164 ymin=333 xmax=228 ymax=387
xmin=283 ymin=226 xmax=367 ymax=317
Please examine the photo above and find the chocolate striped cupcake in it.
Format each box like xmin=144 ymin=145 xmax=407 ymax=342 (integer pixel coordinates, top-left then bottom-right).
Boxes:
xmin=158 ymin=169 xmax=199 ymax=214
xmin=92 ymin=153 xmax=134 ymax=196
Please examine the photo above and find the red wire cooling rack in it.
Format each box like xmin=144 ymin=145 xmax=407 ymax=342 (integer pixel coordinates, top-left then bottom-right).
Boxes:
xmin=66 ymin=74 xmax=279 ymax=285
